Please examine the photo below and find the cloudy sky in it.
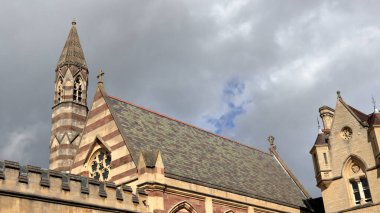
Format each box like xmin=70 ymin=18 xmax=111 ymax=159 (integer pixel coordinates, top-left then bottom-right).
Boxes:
xmin=1 ymin=0 xmax=380 ymax=197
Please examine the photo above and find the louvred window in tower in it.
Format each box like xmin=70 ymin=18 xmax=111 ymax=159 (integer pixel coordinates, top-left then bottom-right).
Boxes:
xmin=73 ymin=76 xmax=83 ymax=102
xmin=89 ymin=149 xmax=111 ymax=181
xmin=56 ymin=77 xmax=63 ymax=103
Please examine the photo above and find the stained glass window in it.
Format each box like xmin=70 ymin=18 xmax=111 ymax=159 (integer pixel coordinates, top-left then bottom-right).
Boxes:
xmin=89 ymin=149 xmax=111 ymax=181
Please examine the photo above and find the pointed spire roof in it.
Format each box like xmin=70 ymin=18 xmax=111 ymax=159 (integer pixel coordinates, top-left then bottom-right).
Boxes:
xmin=57 ymin=21 xmax=87 ymax=69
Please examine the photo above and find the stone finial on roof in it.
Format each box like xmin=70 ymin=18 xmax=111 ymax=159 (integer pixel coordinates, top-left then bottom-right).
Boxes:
xmin=337 ymin=90 xmax=341 ymax=99
xmin=268 ymin=135 xmax=276 ymax=150
xmin=97 ymin=69 xmax=104 ymax=84
xmin=72 ymin=18 xmax=76 ymax=25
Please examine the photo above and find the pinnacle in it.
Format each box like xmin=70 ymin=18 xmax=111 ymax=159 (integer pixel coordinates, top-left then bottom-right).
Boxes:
xmin=57 ymin=22 xmax=87 ymax=69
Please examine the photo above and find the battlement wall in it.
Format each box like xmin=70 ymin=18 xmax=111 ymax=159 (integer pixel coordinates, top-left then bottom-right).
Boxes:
xmin=0 ymin=160 xmax=147 ymax=212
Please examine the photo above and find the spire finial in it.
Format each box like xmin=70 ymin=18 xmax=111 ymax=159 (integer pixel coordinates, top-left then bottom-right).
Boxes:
xmin=267 ymin=135 xmax=276 ymax=150
xmin=57 ymin=19 xmax=86 ymax=69
xmin=72 ymin=18 xmax=77 ymax=25
xmin=97 ymin=69 xmax=104 ymax=83
xmin=337 ymin=90 xmax=341 ymax=99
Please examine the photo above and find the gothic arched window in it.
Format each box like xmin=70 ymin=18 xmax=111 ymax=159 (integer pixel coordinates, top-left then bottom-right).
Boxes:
xmin=169 ymin=201 xmax=198 ymax=213
xmin=343 ymin=156 xmax=372 ymax=206
xmin=56 ymin=77 xmax=63 ymax=103
xmin=73 ymin=76 xmax=83 ymax=102
xmin=89 ymin=149 xmax=111 ymax=181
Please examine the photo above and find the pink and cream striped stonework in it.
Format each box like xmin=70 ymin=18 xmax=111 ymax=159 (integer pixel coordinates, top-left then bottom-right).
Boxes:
xmin=71 ymin=86 xmax=138 ymax=185
xmin=50 ymin=65 xmax=88 ymax=172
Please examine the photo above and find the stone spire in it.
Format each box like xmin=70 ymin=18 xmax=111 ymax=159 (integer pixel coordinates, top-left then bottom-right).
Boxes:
xmin=50 ymin=21 xmax=89 ymax=172
xmin=57 ymin=21 xmax=87 ymax=69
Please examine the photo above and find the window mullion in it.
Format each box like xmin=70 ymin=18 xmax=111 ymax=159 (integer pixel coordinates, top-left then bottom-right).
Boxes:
xmin=358 ymin=181 xmax=366 ymax=204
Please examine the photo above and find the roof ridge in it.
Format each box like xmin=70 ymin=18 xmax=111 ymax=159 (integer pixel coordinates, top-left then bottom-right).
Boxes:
xmin=108 ymin=95 xmax=271 ymax=156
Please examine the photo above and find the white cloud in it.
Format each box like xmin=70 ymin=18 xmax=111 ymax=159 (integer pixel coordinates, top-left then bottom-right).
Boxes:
xmin=1 ymin=129 xmax=35 ymax=161
xmin=0 ymin=123 xmax=47 ymax=165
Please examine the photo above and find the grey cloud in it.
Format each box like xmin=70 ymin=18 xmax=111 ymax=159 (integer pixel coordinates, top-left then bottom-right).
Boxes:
xmin=1 ymin=0 xmax=380 ymax=198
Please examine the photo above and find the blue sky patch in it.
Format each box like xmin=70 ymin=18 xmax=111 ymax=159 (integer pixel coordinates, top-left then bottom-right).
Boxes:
xmin=207 ymin=79 xmax=251 ymax=134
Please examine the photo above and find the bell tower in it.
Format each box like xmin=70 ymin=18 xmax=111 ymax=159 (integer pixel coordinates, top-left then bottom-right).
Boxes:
xmin=50 ymin=21 xmax=88 ymax=172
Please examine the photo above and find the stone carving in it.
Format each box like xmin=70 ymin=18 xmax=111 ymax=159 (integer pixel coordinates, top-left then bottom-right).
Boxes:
xmin=352 ymin=164 xmax=360 ymax=173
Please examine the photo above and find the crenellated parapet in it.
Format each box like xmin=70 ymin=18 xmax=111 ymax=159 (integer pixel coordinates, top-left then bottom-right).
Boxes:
xmin=0 ymin=160 xmax=147 ymax=212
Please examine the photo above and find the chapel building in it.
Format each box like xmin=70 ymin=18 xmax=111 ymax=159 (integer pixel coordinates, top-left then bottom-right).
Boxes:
xmin=0 ymin=22 xmax=315 ymax=213
xmin=52 ymin=22 xmax=312 ymax=212
xmin=311 ymin=92 xmax=380 ymax=212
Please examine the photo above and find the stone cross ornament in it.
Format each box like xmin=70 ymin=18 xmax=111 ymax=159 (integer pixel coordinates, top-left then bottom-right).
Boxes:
xmin=97 ymin=69 xmax=104 ymax=83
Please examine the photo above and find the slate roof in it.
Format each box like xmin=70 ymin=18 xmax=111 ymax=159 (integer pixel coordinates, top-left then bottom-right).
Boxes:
xmin=348 ymin=105 xmax=369 ymax=123
xmin=368 ymin=113 xmax=380 ymax=126
xmin=344 ymin=100 xmax=380 ymax=127
xmin=347 ymin=104 xmax=380 ymax=127
xmin=314 ymin=133 xmax=328 ymax=146
xmin=106 ymin=96 xmax=307 ymax=208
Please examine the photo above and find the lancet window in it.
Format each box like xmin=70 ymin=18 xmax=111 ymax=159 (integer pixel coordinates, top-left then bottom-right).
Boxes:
xmin=343 ymin=156 xmax=372 ymax=206
xmin=350 ymin=177 xmax=372 ymax=205
xmin=56 ymin=77 xmax=63 ymax=103
xmin=73 ymin=76 xmax=83 ymax=102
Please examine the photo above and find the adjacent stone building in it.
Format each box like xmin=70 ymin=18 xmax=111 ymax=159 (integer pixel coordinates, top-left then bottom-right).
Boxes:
xmin=311 ymin=92 xmax=380 ymax=212
xmin=0 ymin=22 xmax=316 ymax=212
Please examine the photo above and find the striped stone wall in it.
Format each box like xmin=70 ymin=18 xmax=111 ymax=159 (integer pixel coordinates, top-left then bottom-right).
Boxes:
xmin=50 ymin=65 xmax=88 ymax=172
xmin=71 ymin=86 xmax=137 ymax=186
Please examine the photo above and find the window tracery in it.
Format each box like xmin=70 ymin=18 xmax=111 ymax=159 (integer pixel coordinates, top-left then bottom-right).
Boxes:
xmin=341 ymin=126 xmax=353 ymax=140
xmin=89 ymin=149 xmax=111 ymax=181
xmin=73 ymin=76 xmax=83 ymax=102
